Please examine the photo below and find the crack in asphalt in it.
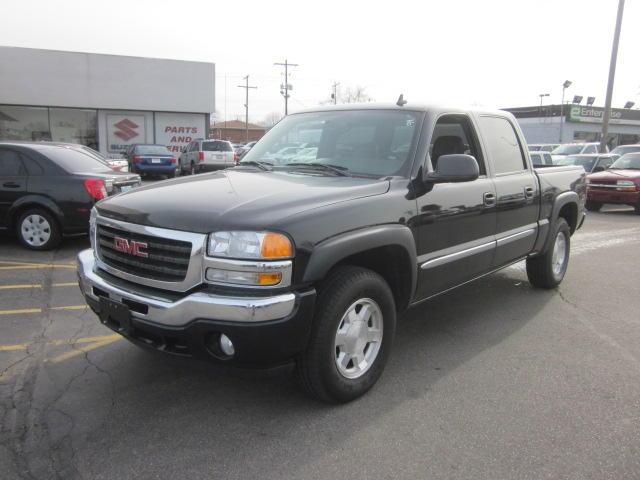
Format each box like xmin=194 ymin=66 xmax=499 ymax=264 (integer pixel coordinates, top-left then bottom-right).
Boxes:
xmin=557 ymin=288 xmax=640 ymax=370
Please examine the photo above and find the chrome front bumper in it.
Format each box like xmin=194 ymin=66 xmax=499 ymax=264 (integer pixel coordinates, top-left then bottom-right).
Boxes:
xmin=77 ymin=249 xmax=296 ymax=327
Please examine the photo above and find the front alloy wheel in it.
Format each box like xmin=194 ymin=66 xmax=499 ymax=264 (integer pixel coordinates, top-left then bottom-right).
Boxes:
xmin=334 ymin=298 xmax=383 ymax=379
xmin=296 ymin=266 xmax=396 ymax=403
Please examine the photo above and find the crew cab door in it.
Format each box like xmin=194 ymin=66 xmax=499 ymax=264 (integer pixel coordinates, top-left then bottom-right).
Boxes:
xmin=476 ymin=115 xmax=539 ymax=267
xmin=414 ymin=114 xmax=497 ymax=300
xmin=0 ymin=148 xmax=28 ymax=227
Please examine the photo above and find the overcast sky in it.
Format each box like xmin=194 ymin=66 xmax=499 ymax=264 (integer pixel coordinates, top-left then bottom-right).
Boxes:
xmin=3 ymin=0 xmax=639 ymax=123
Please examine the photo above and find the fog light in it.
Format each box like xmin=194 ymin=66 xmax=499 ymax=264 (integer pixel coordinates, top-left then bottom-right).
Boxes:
xmin=219 ymin=334 xmax=235 ymax=356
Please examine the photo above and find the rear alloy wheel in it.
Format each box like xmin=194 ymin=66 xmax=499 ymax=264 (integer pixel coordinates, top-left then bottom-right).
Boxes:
xmin=296 ymin=266 xmax=396 ymax=403
xmin=585 ymin=201 xmax=603 ymax=212
xmin=17 ymin=209 xmax=61 ymax=251
xmin=526 ymin=218 xmax=570 ymax=289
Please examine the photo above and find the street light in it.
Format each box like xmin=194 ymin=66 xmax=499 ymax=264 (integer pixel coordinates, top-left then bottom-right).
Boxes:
xmin=572 ymin=95 xmax=583 ymax=104
xmin=538 ymin=93 xmax=550 ymax=117
xmin=587 ymin=96 xmax=596 ymax=106
xmin=559 ymin=80 xmax=573 ymax=143
xmin=624 ymin=101 xmax=635 ymax=109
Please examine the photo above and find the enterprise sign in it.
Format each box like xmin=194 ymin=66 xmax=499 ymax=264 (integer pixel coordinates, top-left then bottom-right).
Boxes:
xmin=569 ymin=106 xmax=640 ymax=126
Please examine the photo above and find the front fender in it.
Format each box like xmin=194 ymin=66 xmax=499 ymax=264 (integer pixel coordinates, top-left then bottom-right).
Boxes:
xmin=302 ymin=224 xmax=417 ymax=297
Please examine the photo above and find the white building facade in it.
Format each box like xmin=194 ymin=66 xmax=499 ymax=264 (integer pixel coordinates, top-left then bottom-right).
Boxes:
xmin=0 ymin=47 xmax=215 ymax=157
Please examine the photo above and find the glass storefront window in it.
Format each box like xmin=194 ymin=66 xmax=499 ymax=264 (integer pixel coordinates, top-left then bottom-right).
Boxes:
xmin=0 ymin=105 xmax=50 ymax=141
xmin=49 ymin=108 xmax=98 ymax=149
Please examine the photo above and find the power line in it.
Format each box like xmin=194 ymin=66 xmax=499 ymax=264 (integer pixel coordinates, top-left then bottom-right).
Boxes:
xmin=237 ymin=75 xmax=257 ymax=143
xmin=274 ymin=59 xmax=299 ymax=116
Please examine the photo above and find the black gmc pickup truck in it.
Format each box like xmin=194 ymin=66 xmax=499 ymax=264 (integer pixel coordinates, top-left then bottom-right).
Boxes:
xmin=77 ymin=104 xmax=586 ymax=403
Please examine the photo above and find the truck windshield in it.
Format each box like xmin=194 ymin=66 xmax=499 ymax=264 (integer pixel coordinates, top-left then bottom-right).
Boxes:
xmin=240 ymin=110 xmax=422 ymax=177
xmin=552 ymin=145 xmax=584 ymax=155
xmin=609 ymin=153 xmax=640 ymax=170
xmin=557 ymin=156 xmax=596 ymax=171
xmin=610 ymin=145 xmax=640 ymax=156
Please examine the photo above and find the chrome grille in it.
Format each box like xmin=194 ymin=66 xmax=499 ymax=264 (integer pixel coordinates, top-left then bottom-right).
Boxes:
xmin=97 ymin=224 xmax=192 ymax=282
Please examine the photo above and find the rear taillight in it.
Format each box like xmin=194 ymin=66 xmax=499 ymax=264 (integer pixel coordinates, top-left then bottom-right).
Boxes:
xmin=198 ymin=151 xmax=205 ymax=162
xmin=171 ymin=157 xmax=177 ymax=165
xmin=84 ymin=179 xmax=107 ymax=200
xmin=234 ymin=152 xmax=238 ymax=163
xmin=133 ymin=155 xmax=142 ymax=163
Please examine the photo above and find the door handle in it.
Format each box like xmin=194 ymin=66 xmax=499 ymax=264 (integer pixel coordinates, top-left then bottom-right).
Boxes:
xmin=483 ymin=192 xmax=496 ymax=207
xmin=2 ymin=182 xmax=20 ymax=188
xmin=524 ymin=186 xmax=535 ymax=199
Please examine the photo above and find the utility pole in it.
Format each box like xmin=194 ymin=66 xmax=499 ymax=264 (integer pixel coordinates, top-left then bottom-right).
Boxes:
xmin=601 ymin=0 xmax=626 ymax=152
xmin=274 ymin=59 xmax=299 ymax=116
xmin=332 ymin=81 xmax=340 ymax=105
xmin=237 ymin=75 xmax=257 ymax=143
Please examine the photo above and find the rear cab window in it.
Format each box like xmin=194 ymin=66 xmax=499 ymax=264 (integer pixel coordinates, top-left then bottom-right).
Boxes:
xmin=477 ymin=116 xmax=527 ymax=175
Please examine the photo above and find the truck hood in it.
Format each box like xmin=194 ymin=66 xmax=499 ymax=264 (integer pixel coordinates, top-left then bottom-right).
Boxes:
xmin=587 ymin=169 xmax=640 ymax=181
xmin=96 ymin=169 xmax=390 ymax=233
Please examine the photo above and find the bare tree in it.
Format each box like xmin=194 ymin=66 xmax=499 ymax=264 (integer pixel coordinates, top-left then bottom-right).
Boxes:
xmin=322 ymin=85 xmax=374 ymax=105
xmin=259 ymin=112 xmax=283 ymax=127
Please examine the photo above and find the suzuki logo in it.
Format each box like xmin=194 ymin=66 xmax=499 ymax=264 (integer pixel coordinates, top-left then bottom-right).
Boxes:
xmin=113 ymin=119 xmax=140 ymax=141
xmin=113 ymin=237 xmax=148 ymax=258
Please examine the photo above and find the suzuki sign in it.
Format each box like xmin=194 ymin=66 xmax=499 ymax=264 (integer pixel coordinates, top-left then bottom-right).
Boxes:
xmin=106 ymin=114 xmax=147 ymax=153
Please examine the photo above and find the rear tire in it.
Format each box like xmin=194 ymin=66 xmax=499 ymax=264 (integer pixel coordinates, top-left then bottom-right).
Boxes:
xmin=295 ymin=266 xmax=396 ymax=403
xmin=190 ymin=162 xmax=196 ymax=175
xmin=585 ymin=201 xmax=603 ymax=212
xmin=526 ymin=218 xmax=570 ymax=289
xmin=634 ymin=203 xmax=640 ymax=215
xmin=16 ymin=208 xmax=61 ymax=251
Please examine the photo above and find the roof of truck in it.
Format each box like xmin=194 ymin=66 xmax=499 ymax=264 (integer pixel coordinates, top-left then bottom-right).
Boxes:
xmin=293 ymin=102 xmax=513 ymax=117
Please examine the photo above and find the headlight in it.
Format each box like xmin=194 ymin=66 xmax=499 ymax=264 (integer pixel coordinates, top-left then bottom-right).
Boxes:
xmin=89 ymin=207 xmax=97 ymax=251
xmin=616 ymin=180 xmax=634 ymax=186
xmin=207 ymin=231 xmax=293 ymax=259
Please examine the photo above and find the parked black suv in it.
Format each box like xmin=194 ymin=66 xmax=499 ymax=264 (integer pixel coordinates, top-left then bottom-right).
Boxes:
xmin=0 ymin=142 xmax=140 ymax=250
xmin=77 ymin=105 xmax=586 ymax=402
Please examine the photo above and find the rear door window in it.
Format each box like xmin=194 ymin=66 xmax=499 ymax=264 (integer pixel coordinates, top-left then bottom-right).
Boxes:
xmin=202 ymin=141 xmax=232 ymax=152
xmin=0 ymin=150 xmax=26 ymax=176
xmin=478 ymin=116 xmax=527 ymax=174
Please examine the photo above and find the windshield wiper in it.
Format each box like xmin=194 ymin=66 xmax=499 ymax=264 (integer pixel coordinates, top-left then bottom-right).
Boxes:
xmin=236 ymin=160 xmax=273 ymax=171
xmin=286 ymin=162 xmax=350 ymax=176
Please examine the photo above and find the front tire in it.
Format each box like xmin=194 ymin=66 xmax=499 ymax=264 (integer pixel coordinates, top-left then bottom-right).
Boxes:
xmin=16 ymin=208 xmax=61 ymax=251
xmin=585 ymin=201 xmax=602 ymax=212
xmin=526 ymin=218 xmax=570 ymax=289
xmin=296 ymin=266 xmax=396 ymax=403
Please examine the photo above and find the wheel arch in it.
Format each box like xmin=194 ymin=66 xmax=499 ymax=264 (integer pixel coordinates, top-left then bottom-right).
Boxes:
xmin=9 ymin=196 xmax=64 ymax=230
xmin=302 ymin=225 xmax=417 ymax=312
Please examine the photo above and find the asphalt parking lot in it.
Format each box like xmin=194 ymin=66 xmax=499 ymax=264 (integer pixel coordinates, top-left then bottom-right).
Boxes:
xmin=1 ymin=206 xmax=639 ymax=480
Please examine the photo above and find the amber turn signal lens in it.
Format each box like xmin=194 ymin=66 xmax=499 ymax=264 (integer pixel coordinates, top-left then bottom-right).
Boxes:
xmin=257 ymin=272 xmax=283 ymax=285
xmin=260 ymin=233 xmax=293 ymax=258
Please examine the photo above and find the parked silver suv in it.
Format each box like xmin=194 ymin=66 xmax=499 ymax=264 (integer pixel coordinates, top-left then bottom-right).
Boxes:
xmin=179 ymin=139 xmax=236 ymax=175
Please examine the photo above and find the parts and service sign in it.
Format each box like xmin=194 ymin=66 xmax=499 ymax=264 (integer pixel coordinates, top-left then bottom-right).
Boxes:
xmin=154 ymin=113 xmax=206 ymax=154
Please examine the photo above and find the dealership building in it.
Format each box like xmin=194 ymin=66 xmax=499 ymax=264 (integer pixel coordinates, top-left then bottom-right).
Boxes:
xmin=504 ymin=104 xmax=640 ymax=148
xmin=0 ymin=46 xmax=215 ymax=157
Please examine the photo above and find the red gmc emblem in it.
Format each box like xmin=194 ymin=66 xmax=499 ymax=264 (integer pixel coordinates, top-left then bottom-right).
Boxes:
xmin=113 ymin=237 xmax=148 ymax=258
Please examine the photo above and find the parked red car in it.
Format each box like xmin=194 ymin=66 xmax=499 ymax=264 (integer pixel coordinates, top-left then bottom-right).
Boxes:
xmin=586 ymin=153 xmax=640 ymax=214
